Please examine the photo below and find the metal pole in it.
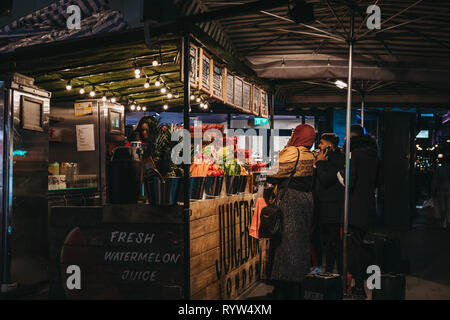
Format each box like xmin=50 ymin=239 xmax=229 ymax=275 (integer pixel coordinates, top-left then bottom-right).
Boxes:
xmin=270 ymin=92 xmax=275 ymax=165
xmin=342 ymin=10 xmax=354 ymax=296
xmin=361 ymin=94 xmax=365 ymax=128
xmin=182 ymin=31 xmax=191 ymax=300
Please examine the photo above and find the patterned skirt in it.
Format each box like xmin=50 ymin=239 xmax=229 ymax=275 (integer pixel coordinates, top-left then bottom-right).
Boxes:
xmin=270 ymin=188 xmax=314 ymax=283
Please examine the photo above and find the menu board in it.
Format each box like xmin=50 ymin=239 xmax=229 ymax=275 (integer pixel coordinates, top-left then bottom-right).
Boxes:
xmin=201 ymin=51 xmax=211 ymax=93
xmin=252 ymin=86 xmax=261 ymax=115
xmin=242 ymin=82 xmax=252 ymax=112
xmin=226 ymin=72 xmax=234 ymax=105
xmin=260 ymin=91 xmax=268 ymax=117
xmin=189 ymin=45 xmax=198 ymax=87
xmin=234 ymin=77 xmax=243 ymax=109
xmin=212 ymin=63 xmax=223 ymax=100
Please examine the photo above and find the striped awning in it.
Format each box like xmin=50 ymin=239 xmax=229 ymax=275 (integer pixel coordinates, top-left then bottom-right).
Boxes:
xmin=0 ymin=0 xmax=127 ymax=53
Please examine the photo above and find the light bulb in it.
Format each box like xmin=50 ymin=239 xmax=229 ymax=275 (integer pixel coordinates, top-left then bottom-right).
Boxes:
xmin=200 ymin=103 xmax=204 ymax=108
xmin=134 ymin=68 xmax=141 ymax=75
xmin=196 ymin=97 xmax=201 ymax=103
xmin=144 ymin=81 xmax=150 ymax=89
xmin=111 ymin=97 xmax=116 ymax=103
xmin=79 ymin=87 xmax=85 ymax=94
xmin=137 ymin=106 xmax=141 ymax=111
xmin=142 ymin=106 xmax=147 ymax=111
xmin=204 ymin=103 xmax=209 ymax=110
xmin=89 ymin=90 xmax=96 ymax=97
xmin=155 ymin=80 xmax=161 ymax=87
xmin=167 ymin=92 xmax=173 ymax=99
xmin=135 ymin=73 xmax=141 ymax=79
xmin=66 ymin=81 xmax=72 ymax=91
xmin=102 ymin=96 xmax=107 ymax=102
xmin=152 ymin=60 xmax=158 ymax=66
xmin=130 ymin=105 xmax=136 ymax=111
xmin=190 ymin=95 xmax=195 ymax=100
xmin=161 ymin=87 xmax=167 ymax=94
xmin=163 ymin=104 xmax=168 ymax=110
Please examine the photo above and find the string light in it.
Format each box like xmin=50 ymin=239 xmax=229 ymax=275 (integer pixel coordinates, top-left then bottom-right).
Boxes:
xmin=130 ymin=104 xmax=136 ymax=111
xmin=152 ymin=59 xmax=159 ymax=66
xmin=144 ymin=78 xmax=150 ymax=88
xmin=204 ymin=103 xmax=209 ymax=110
xmin=89 ymin=87 xmax=96 ymax=97
xmin=102 ymin=95 xmax=107 ymax=102
xmin=196 ymin=97 xmax=201 ymax=103
xmin=161 ymin=87 xmax=167 ymax=94
xmin=111 ymin=97 xmax=116 ymax=103
xmin=155 ymin=77 xmax=161 ymax=87
xmin=200 ymin=103 xmax=204 ymax=108
xmin=137 ymin=105 xmax=141 ymax=111
xmin=163 ymin=104 xmax=168 ymax=110
xmin=79 ymin=86 xmax=85 ymax=94
xmin=66 ymin=80 xmax=72 ymax=91
xmin=190 ymin=95 xmax=195 ymax=100
xmin=142 ymin=106 xmax=147 ymax=111
xmin=167 ymin=92 xmax=173 ymax=99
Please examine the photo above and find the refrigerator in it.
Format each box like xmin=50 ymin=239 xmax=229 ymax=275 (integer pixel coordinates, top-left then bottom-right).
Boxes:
xmin=0 ymin=73 xmax=51 ymax=292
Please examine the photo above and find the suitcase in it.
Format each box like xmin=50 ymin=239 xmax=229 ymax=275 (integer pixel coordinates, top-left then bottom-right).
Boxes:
xmin=372 ymin=273 xmax=406 ymax=300
xmin=302 ymin=272 xmax=343 ymax=300
xmin=365 ymin=233 xmax=403 ymax=274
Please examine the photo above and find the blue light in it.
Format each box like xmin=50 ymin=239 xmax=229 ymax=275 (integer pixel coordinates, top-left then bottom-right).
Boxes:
xmin=13 ymin=150 xmax=27 ymax=157
xmin=8 ymin=226 xmax=11 ymax=234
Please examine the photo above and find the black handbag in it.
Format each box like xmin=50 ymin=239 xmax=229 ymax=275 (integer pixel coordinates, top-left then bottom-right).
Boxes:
xmin=259 ymin=148 xmax=300 ymax=238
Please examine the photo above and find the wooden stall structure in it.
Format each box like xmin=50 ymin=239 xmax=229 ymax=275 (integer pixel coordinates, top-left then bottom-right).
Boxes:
xmin=190 ymin=194 xmax=268 ymax=300
xmin=49 ymin=195 xmax=268 ymax=300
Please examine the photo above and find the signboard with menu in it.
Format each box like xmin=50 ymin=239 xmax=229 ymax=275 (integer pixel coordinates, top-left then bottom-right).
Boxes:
xmin=180 ymin=41 xmax=198 ymax=88
xmin=234 ymin=77 xmax=243 ymax=109
xmin=260 ymin=91 xmax=269 ymax=118
xmin=242 ymin=82 xmax=252 ymax=113
xmin=252 ymin=86 xmax=261 ymax=116
xmin=212 ymin=62 xmax=224 ymax=101
xmin=199 ymin=48 xmax=212 ymax=94
xmin=225 ymin=70 xmax=234 ymax=106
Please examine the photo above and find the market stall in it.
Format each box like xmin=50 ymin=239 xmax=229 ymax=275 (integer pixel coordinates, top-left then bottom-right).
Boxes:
xmin=0 ymin=25 xmax=272 ymax=299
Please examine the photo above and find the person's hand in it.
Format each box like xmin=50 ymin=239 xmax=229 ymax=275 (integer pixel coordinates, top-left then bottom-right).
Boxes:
xmin=314 ymin=149 xmax=329 ymax=164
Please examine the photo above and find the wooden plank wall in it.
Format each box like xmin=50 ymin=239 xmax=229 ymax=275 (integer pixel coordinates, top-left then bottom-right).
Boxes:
xmin=190 ymin=194 xmax=269 ymax=299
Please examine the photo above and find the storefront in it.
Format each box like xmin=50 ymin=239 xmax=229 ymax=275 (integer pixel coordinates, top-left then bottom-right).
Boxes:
xmin=0 ymin=25 xmax=275 ymax=299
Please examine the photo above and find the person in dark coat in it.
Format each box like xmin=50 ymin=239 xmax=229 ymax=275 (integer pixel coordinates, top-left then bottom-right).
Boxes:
xmin=313 ymin=133 xmax=345 ymax=274
xmin=267 ymin=124 xmax=316 ymax=300
xmin=338 ymin=124 xmax=379 ymax=297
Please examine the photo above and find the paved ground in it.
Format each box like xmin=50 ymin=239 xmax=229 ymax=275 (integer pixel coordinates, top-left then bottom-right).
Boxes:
xmin=244 ymin=223 xmax=450 ymax=300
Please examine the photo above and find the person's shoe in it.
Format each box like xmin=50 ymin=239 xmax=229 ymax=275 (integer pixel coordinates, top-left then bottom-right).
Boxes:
xmin=351 ymin=286 xmax=367 ymax=299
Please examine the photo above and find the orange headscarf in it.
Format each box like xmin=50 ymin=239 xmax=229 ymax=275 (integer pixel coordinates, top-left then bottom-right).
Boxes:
xmin=287 ymin=124 xmax=316 ymax=148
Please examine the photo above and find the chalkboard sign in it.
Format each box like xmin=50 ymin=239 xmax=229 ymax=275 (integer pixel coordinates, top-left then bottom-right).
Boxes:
xmin=252 ymin=86 xmax=261 ymax=116
xmin=226 ymin=71 xmax=234 ymax=105
xmin=212 ymin=62 xmax=223 ymax=100
xmin=234 ymin=77 xmax=243 ymax=109
xmin=180 ymin=42 xmax=198 ymax=88
xmin=242 ymin=82 xmax=252 ymax=112
xmin=49 ymin=205 xmax=185 ymax=300
xmin=189 ymin=45 xmax=198 ymax=87
xmin=260 ymin=91 xmax=269 ymax=118
xmin=200 ymin=50 xmax=211 ymax=93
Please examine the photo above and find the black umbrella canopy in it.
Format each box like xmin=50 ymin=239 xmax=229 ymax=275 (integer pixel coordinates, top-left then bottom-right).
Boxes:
xmin=178 ymin=0 xmax=450 ymax=108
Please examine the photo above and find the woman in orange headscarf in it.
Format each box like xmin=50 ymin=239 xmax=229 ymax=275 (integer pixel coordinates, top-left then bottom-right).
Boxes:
xmin=267 ymin=124 xmax=316 ymax=300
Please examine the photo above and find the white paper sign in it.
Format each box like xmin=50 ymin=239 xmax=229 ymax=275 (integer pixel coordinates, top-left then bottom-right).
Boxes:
xmin=76 ymin=124 xmax=95 ymax=152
